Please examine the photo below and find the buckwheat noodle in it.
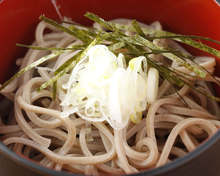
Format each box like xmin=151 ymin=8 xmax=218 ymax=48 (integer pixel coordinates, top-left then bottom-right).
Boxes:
xmin=0 ymin=18 xmax=219 ymax=176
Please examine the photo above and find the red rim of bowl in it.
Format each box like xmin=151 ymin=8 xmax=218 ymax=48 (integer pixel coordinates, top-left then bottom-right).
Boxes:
xmin=0 ymin=0 xmax=220 ymax=175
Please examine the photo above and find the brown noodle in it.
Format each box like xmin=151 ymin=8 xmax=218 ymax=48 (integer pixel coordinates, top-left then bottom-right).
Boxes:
xmin=0 ymin=19 xmax=219 ymax=176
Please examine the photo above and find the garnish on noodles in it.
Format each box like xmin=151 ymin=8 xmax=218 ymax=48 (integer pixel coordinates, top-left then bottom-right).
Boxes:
xmin=0 ymin=13 xmax=219 ymax=175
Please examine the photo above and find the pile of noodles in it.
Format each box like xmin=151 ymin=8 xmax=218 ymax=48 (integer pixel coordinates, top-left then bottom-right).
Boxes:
xmin=0 ymin=18 xmax=220 ymax=176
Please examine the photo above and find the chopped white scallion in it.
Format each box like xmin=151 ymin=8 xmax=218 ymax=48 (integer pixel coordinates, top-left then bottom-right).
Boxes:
xmin=146 ymin=67 xmax=159 ymax=104
xmin=58 ymin=45 xmax=159 ymax=129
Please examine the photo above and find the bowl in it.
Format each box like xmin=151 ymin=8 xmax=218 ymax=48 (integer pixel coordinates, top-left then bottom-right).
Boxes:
xmin=0 ymin=0 xmax=220 ymax=176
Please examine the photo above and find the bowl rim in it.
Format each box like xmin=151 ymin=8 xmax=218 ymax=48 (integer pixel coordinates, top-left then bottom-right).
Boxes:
xmin=0 ymin=130 xmax=219 ymax=176
xmin=0 ymin=0 xmax=220 ymax=175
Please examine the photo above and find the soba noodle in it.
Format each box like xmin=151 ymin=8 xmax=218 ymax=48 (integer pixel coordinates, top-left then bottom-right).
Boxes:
xmin=0 ymin=16 xmax=219 ymax=176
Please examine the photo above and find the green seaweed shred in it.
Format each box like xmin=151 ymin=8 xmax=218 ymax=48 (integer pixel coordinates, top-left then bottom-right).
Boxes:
xmin=1 ymin=12 xmax=220 ymax=102
xmin=52 ymin=81 xmax=57 ymax=100
xmin=131 ymin=20 xmax=146 ymax=37
xmin=148 ymin=31 xmax=220 ymax=58
xmin=16 ymin=43 xmax=86 ymax=51
xmin=38 ymin=37 xmax=100 ymax=91
xmin=40 ymin=15 xmax=92 ymax=43
xmin=0 ymin=52 xmax=60 ymax=91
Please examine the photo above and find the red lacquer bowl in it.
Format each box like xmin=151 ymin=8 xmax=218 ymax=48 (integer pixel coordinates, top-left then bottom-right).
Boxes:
xmin=0 ymin=0 xmax=219 ymax=176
